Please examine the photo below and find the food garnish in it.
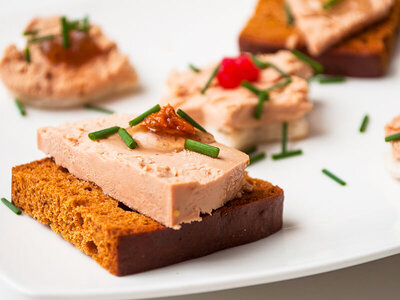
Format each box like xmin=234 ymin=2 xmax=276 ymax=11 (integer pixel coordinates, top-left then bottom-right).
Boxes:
xmin=129 ymin=104 xmax=161 ymax=127
xmin=244 ymin=145 xmax=258 ymax=155
xmin=118 ymin=128 xmax=137 ymax=149
xmin=14 ymin=98 xmax=26 ymax=116
xmin=23 ymin=30 xmax=38 ymax=36
xmin=255 ymin=90 xmax=269 ymax=119
xmin=184 ymin=139 xmax=220 ymax=158
xmin=201 ymin=65 xmax=220 ymax=94
xmin=249 ymin=152 xmax=266 ymax=165
xmin=88 ymin=126 xmax=120 ymax=140
xmin=284 ymin=2 xmax=294 ymax=26
xmin=61 ymin=16 xmax=70 ymax=48
xmin=272 ymin=150 xmax=303 ymax=160
xmin=1 ymin=198 xmax=21 ymax=215
xmin=385 ymin=132 xmax=400 ymax=142
xmin=281 ymin=122 xmax=288 ymax=152
xmin=323 ymin=0 xmax=343 ymax=10
xmin=177 ymin=108 xmax=207 ymax=132
xmin=290 ymin=49 xmax=324 ymax=74
xmin=189 ymin=64 xmax=200 ymax=73
xmin=359 ymin=115 xmax=369 ymax=133
xmin=27 ymin=35 xmax=56 ymax=44
xmin=322 ymin=169 xmax=346 ymax=186
xmin=85 ymin=104 xmax=114 ymax=114
xmin=317 ymin=75 xmax=346 ymax=84
xmin=24 ymin=47 xmax=31 ymax=63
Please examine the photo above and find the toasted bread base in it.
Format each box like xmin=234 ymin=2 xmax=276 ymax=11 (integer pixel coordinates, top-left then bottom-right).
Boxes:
xmin=11 ymin=158 xmax=284 ymax=276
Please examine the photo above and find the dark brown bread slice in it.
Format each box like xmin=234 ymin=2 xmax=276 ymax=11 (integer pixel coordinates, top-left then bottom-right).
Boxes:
xmin=239 ymin=0 xmax=400 ymax=77
xmin=11 ymin=158 xmax=284 ymax=276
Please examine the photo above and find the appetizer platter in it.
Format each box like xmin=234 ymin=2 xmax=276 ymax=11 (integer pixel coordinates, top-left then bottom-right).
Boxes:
xmin=1 ymin=0 xmax=400 ymax=299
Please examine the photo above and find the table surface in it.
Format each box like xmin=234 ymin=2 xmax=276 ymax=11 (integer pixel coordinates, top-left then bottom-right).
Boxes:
xmin=2 ymin=253 xmax=400 ymax=300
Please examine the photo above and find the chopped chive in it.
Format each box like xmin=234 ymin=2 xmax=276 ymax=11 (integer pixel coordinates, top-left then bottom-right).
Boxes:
xmin=291 ymin=49 xmax=324 ymax=74
xmin=281 ymin=122 xmax=288 ymax=152
xmin=84 ymin=104 xmax=114 ymax=114
xmin=249 ymin=152 xmax=266 ymax=165
xmin=322 ymin=169 xmax=346 ymax=186
xmin=323 ymin=0 xmax=343 ymax=9
xmin=177 ymin=109 xmax=207 ymax=132
xmin=129 ymin=104 xmax=161 ymax=127
xmin=23 ymin=30 xmax=38 ymax=36
xmin=255 ymin=90 xmax=269 ymax=119
xmin=118 ymin=128 xmax=137 ymax=149
xmin=244 ymin=145 xmax=258 ymax=155
xmin=24 ymin=47 xmax=31 ymax=63
xmin=61 ymin=16 xmax=70 ymax=48
xmin=359 ymin=115 xmax=369 ymax=133
xmin=189 ymin=64 xmax=200 ymax=73
xmin=272 ymin=149 xmax=302 ymax=160
xmin=284 ymin=2 xmax=294 ymax=26
xmin=201 ymin=65 xmax=220 ymax=94
xmin=1 ymin=198 xmax=21 ymax=215
xmin=241 ymin=80 xmax=261 ymax=95
xmin=81 ymin=16 xmax=89 ymax=32
xmin=266 ymin=77 xmax=292 ymax=92
xmin=385 ymin=132 xmax=400 ymax=142
xmin=251 ymin=55 xmax=290 ymax=78
xmin=27 ymin=35 xmax=56 ymax=44
xmin=14 ymin=98 xmax=26 ymax=116
xmin=184 ymin=139 xmax=220 ymax=158
xmin=88 ymin=126 xmax=120 ymax=140
xmin=317 ymin=75 xmax=346 ymax=84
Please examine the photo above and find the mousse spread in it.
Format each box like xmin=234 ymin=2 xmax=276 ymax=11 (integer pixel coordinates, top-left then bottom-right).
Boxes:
xmin=385 ymin=115 xmax=400 ymax=160
xmin=37 ymin=106 xmax=250 ymax=229
xmin=161 ymin=50 xmax=313 ymax=133
xmin=287 ymin=0 xmax=395 ymax=56
xmin=0 ymin=16 xmax=138 ymax=108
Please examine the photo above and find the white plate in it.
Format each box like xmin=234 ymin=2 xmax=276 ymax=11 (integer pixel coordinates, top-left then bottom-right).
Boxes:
xmin=1 ymin=0 xmax=400 ymax=299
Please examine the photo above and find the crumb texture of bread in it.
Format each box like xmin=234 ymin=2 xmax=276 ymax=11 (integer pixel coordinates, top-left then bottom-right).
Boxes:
xmin=239 ymin=0 xmax=400 ymax=77
xmin=11 ymin=158 xmax=283 ymax=276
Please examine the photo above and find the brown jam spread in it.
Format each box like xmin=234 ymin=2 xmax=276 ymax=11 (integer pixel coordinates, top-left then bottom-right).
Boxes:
xmin=142 ymin=105 xmax=195 ymax=136
xmin=40 ymin=31 xmax=103 ymax=66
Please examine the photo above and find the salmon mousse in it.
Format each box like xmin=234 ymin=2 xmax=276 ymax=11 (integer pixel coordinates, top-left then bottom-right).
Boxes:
xmin=385 ymin=115 xmax=400 ymax=180
xmin=0 ymin=16 xmax=138 ymax=108
xmin=286 ymin=0 xmax=395 ymax=56
xmin=161 ymin=50 xmax=314 ymax=150
xmin=37 ymin=105 xmax=256 ymax=229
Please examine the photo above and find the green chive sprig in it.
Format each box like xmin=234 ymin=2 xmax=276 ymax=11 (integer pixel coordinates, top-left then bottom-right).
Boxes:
xmin=88 ymin=126 xmax=120 ymax=140
xmin=281 ymin=122 xmax=288 ymax=152
xmin=81 ymin=16 xmax=89 ymax=32
xmin=85 ymin=104 xmax=114 ymax=114
xmin=241 ymin=80 xmax=261 ymax=94
xmin=323 ymin=0 xmax=343 ymax=9
xmin=317 ymin=75 xmax=346 ymax=84
xmin=201 ymin=65 xmax=220 ymax=94
xmin=24 ymin=47 xmax=31 ymax=63
xmin=291 ymin=50 xmax=324 ymax=74
xmin=189 ymin=64 xmax=200 ymax=73
xmin=23 ymin=30 xmax=38 ymax=36
xmin=322 ymin=169 xmax=346 ymax=186
xmin=251 ymin=55 xmax=291 ymax=78
xmin=255 ymin=90 xmax=269 ymax=119
xmin=284 ymin=2 xmax=294 ymax=26
xmin=129 ymin=104 xmax=161 ymax=127
xmin=249 ymin=152 xmax=266 ymax=165
xmin=359 ymin=115 xmax=369 ymax=133
xmin=184 ymin=139 xmax=220 ymax=158
xmin=1 ymin=198 xmax=21 ymax=215
xmin=118 ymin=128 xmax=137 ymax=149
xmin=15 ymin=98 xmax=26 ymax=116
xmin=177 ymin=109 xmax=207 ymax=132
xmin=61 ymin=16 xmax=70 ymax=48
xmin=28 ymin=35 xmax=56 ymax=44
xmin=244 ymin=146 xmax=258 ymax=155
xmin=385 ymin=132 xmax=400 ymax=142
xmin=272 ymin=150 xmax=302 ymax=160
xmin=266 ymin=78 xmax=292 ymax=91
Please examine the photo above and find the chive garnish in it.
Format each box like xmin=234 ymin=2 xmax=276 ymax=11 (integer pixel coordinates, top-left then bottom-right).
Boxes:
xmin=251 ymin=56 xmax=290 ymax=78
xmin=284 ymin=2 xmax=294 ymax=26
xmin=1 ymin=198 xmax=21 ymax=215
xmin=323 ymin=0 xmax=343 ymax=9
xmin=266 ymin=78 xmax=292 ymax=92
xmin=272 ymin=150 xmax=302 ymax=160
xmin=27 ymin=35 xmax=56 ymax=44
xmin=317 ymin=75 xmax=346 ymax=84
xmin=201 ymin=65 xmax=220 ymax=94
xmin=322 ymin=169 xmax=346 ymax=186
xmin=249 ymin=152 xmax=266 ymax=165
xmin=129 ymin=104 xmax=161 ymax=127
xmin=189 ymin=64 xmax=200 ymax=73
xmin=385 ymin=132 xmax=400 ymax=142
xmin=23 ymin=30 xmax=38 ymax=36
xmin=359 ymin=115 xmax=369 ymax=133
xmin=15 ymin=98 xmax=26 ymax=116
xmin=241 ymin=80 xmax=261 ymax=95
xmin=177 ymin=109 xmax=207 ymax=132
xmin=281 ymin=122 xmax=288 ymax=152
xmin=244 ymin=146 xmax=258 ymax=155
xmin=88 ymin=126 xmax=120 ymax=140
xmin=184 ymin=139 xmax=220 ymax=158
xmin=24 ymin=47 xmax=31 ymax=63
xmin=81 ymin=16 xmax=89 ymax=32
xmin=61 ymin=16 xmax=70 ymax=48
xmin=118 ymin=128 xmax=137 ymax=149
xmin=290 ymin=50 xmax=324 ymax=74
xmin=255 ymin=91 xmax=269 ymax=119
xmin=84 ymin=104 xmax=114 ymax=114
